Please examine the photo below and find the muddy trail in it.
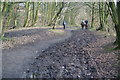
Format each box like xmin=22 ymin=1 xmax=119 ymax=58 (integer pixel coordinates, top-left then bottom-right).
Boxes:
xmin=2 ymin=27 xmax=74 ymax=78
xmin=25 ymin=30 xmax=118 ymax=78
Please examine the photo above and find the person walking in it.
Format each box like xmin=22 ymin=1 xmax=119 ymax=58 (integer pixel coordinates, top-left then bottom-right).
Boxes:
xmin=81 ymin=20 xmax=86 ymax=29
xmin=85 ymin=20 xmax=88 ymax=29
xmin=63 ymin=21 xmax=66 ymax=29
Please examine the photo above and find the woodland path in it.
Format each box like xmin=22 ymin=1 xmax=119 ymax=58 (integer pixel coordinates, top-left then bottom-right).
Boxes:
xmin=25 ymin=29 xmax=118 ymax=78
xmin=2 ymin=27 xmax=118 ymax=78
xmin=2 ymin=27 xmax=74 ymax=78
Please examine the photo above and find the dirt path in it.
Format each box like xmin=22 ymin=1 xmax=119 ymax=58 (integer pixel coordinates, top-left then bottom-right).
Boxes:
xmin=24 ymin=29 xmax=118 ymax=78
xmin=2 ymin=27 xmax=74 ymax=78
xmin=2 ymin=27 xmax=118 ymax=78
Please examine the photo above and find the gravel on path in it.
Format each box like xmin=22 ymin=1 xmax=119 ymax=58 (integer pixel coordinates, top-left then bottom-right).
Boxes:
xmin=25 ymin=30 xmax=118 ymax=78
xmin=2 ymin=27 xmax=73 ymax=78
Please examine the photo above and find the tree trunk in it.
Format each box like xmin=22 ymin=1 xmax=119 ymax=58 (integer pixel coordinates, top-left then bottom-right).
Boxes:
xmin=108 ymin=2 xmax=119 ymax=45
xmin=23 ymin=2 xmax=30 ymax=27
xmin=91 ymin=2 xmax=95 ymax=28
xmin=116 ymin=1 xmax=120 ymax=49
xmin=0 ymin=2 xmax=3 ymax=37
xmin=33 ymin=2 xmax=39 ymax=25
xmin=1 ymin=2 xmax=14 ymax=36
xmin=97 ymin=2 xmax=105 ymax=31
xmin=1 ymin=2 xmax=8 ymax=36
xmin=99 ymin=2 xmax=103 ymax=30
xmin=31 ymin=2 xmax=35 ymax=26
xmin=48 ymin=2 xmax=65 ymax=29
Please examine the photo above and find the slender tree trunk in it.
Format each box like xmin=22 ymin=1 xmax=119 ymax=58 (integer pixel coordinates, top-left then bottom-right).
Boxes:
xmin=0 ymin=2 xmax=3 ymax=37
xmin=48 ymin=2 xmax=65 ymax=29
xmin=33 ymin=2 xmax=39 ymax=25
xmin=91 ymin=2 xmax=95 ymax=28
xmin=31 ymin=2 xmax=35 ymax=26
xmin=23 ymin=2 xmax=30 ymax=27
xmin=99 ymin=2 xmax=103 ymax=30
xmin=1 ymin=2 xmax=8 ymax=36
xmin=109 ymin=1 xmax=120 ymax=49
xmin=98 ymin=2 xmax=105 ymax=31
xmin=6 ymin=4 xmax=13 ymax=27
xmin=116 ymin=1 xmax=120 ymax=48
xmin=108 ymin=2 xmax=119 ymax=45
xmin=1 ymin=2 xmax=14 ymax=36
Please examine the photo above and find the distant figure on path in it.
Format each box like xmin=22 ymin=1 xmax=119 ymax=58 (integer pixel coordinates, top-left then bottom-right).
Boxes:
xmin=81 ymin=20 xmax=88 ymax=29
xmin=85 ymin=20 xmax=88 ymax=29
xmin=63 ymin=21 xmax=66 ymax=29
xmin=81 ymin=20 xmax=86 ymax=29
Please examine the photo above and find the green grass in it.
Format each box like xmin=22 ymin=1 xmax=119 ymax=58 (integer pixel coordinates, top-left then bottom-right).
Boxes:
xmin=0 ymin=36 xmax=12 ymax=41
xmin=89 ymin=27 xmax=96 ymax=31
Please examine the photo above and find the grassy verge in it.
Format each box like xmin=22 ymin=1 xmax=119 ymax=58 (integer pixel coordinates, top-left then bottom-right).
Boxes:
xmin=0 ymin=36 xmax=12 ymax=41
xmin=89 ymin=27 xmax=96 ymax=31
